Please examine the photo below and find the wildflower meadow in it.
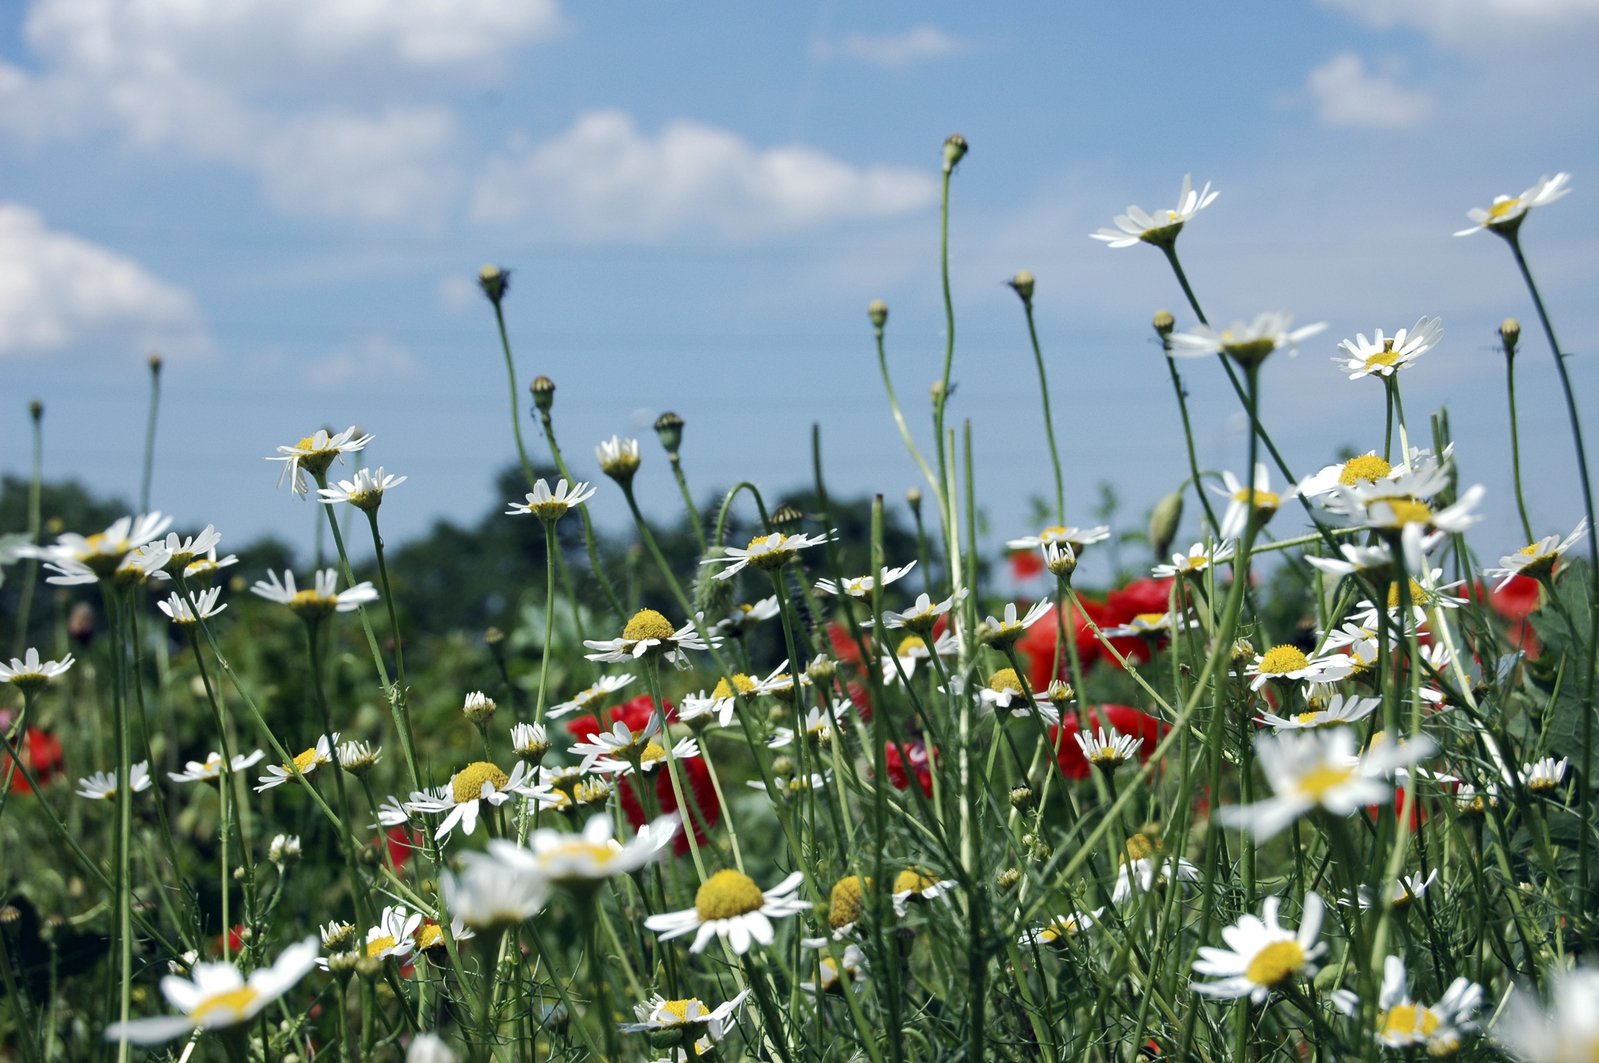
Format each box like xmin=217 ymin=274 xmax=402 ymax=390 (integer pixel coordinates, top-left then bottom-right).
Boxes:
xmin=4 ymin=142 xmax=1599 ymax=1063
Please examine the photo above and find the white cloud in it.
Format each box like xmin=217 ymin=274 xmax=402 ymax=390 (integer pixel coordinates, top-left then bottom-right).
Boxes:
xmin=308 ymin=334 xmax=420 ymax=391
xmin=812 ymin=25 xmax=970 ymax=68
xmin=0 ymin=204 xmax=209 ymax=359
xmin=1320 ymin=0 xmax=1599 ymax=53
xmin=1306 ymin=53 xmax=1434 ymax=129
xmin=471 ymin=110 xmax=940 ymax=241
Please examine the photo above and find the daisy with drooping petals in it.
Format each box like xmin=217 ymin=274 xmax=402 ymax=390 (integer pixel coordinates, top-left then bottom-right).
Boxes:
xmin=268 ymin=427 xmax=373 ymax=496
xmin=645 ymin=868 xmax=811 ymax=954
xmin=1521 ymin=756 xmax=1570 ymax=794
xmin=1167 ymin=313 xmax=1327 ymax=368
xmin=620 ymin=988 xmax=750 ymax=1045
xmin=1245 ymin=644 xmax=1355 ymax=692
xmin=1349 ymin=870 xmax=1438 ymax=912
xmin=1374 ymin=954 xmax=1482 ymax=1055
xmin=104 ymin=937 xmax=318 ymax=1044
xmin=583 ymin=609 xmax=717 ymax=669
xmin=800 ymin=942 xmax=867 ymax=995
xmin=1212 ymin=464 xmax=1280 ymax=540
xmin=251 ymin=569 xmax=379 ymax=619
xmin=588 ymin=735 xmax=701 ymax=777
xmin=882 ymin=590 xmax=966 ymax=634
xmin=256 ymin=733 xmax=339 ymax=792
xmin=712 ymin=596 xmax=780 ymax=637
xmin=1075 ymin=726 xmax=1142 ymax=771
xmin=1152 ymin=540 xmax=1236 ymax=579
xmin=406 ymin=761 xmax=548 ymax=842
xmin=0 ymin=647 xmax=75 ymax=691
xmin=595 ymin=436 xmax=641 ymax=482
xmin=703 ymin=530 xmax=832 ymax=581
xmin=978 ymin=600 xmax=1052 ymax=649
xmin=1257 ymin=693 xmax=1380 ymax=731
xmin=1006 ymin=524 xmax=1111 ymax=553
xmin=890 ymin=867 xmax=956 ymax=917
xmin=505 ymin=478 xmax=597 ymax=522
xmin=1455 ymin=172 xmax=1571 ymax=237
xmin=317 ymin=467 xmax=407 ymax=512
xmin=1334 ymin=317 xmax=1444 ymax=381
xmin=157 ymin=587 xmax=227 ymax=626
xmin=768 ymin=705 xmax=848 ymax=749
xmin=1483 ymin=519 xmax=1589 ymax=590
xmin=1091 ymin=174 xmax=1219 ymax=249
xmin=1191 ymin=893 xmax=1326 ymax=1003
xmin=815 ymin=561 xmax=917 ymax=598
xmin=76 ymin=762 xmax=152 ymax=800
xmin=1020 ymin=908 xmax=1102 ymax=948
xmin=168 ymin=750 xmax=265 ymax=783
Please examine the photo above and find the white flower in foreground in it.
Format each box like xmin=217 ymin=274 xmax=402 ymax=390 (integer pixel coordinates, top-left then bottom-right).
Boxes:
xmin=621 ymin=988 xmax=750 ymax=1036
xmin=0 ymin=647 xmax=75 ymax=690
xmin=1217 ymin=728 xmax=1435 ymax=839
xmin=1167 ymin=312 xmax=1327 ymax=367
xmin=1483 ymin=519 xmax=1589 ymax=590
xmin=407 ymin=761 xmax=546 ymax=841
xmin=1257 ymin=693 xmax=1380 ymax=731
xmin=1294 ymin=451 xmax=1400 ymax=502
xmin=269 ymin=427 xmax=373 ymax=496
xmin=1375 ymin=954 xmax=1482 ymax=1054
xmin=494 ymin=814 xmax=676 ymax=885
xmin=1455 ymin=172 xmax=1571 ymax=237
xmin=1212 ymin=464 xmax=1280 ymax=540
xmin=1152 ymin=540 xmax=1236 ymax=579
xmin=595 ymin=436 xmax=641 ymax=481
xmin=1006 ymin=524 xmax=1111 ymax=552
xmin=30 ymin=512 xmax=173 ymax=584
xmin=505 ymin=478 xmax=597 ymax=521
xmin=157 ymin=587 xmax=227 ymax=626
xmin=168 ymin=750 xmax=265 ymax=783
xmin=1334 ymin=316 xmax=1444 ymax=381
xmin=76 ymin=762 xmax=152 ymax=800
xmin=1496 ymin=965 xmax=1599 ymax=1063
xmin=1020 ymin=909 xmax=1103 ymax=948
xmin=978 ymin=600 xmax=1052 ymax=648
xmin=251 ymin=568 xmax=379 ymax=618
xmin=645 ymin=869 xmax=811 ymax=954
xmin=1522 ymin=757 xmax=1570 ymax=794
xmin=1191 ymin=893 xmax=1325 ymax=1004
xmin=978 ymin=668 xmax=1058 ymax=723
xmin=442 ymin=850 xmax=548 ymax=929
xmin=407 ymin=1033 xmax=459 ymax=1063
xmin=104 ymin=937 xmax=318 ymax=1044
xmin=547 ymin=674 xmax=636 ymax=719
xmin=1244 ymin=644 xmax=1355 ymax=692
xmin=890 ymin=867 xmax=956 ymax=917
xmin=583 ymin=609 xmax=716 ymax=669
xmin=815 ymin=561 xmax=916 ymax=598
xmin=256 ymin=733 xmax=339 ymax=792
xmin=318 ymin=467 xmax=407 ymax=511
xmin=1074 ymin=726 xmax=1142 ymax=770
xmin=704 ymin=530 xmax=832 ymax=581
xmin=1349 ymin=870 xmax=1438 ymax=912
xmin=1091 ymin=174 xmax=1219 ymax=249
xmin=882 ymin=590 xmax=965 ymax=633
xmin=1305 ymin=542 xmax=1403 ymax=579
xmin=880 ymin=632 xmax=958 ymax=683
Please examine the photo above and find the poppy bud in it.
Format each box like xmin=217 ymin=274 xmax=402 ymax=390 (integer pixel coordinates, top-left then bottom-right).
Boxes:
xmin=942 ymin=134 xmax=968 ymax=174
xmin=478 ymin=265 xmax=510 ymax=306
xmin=1152 ymin=309 xmax=1175 ymax=338
xmin=1499 ymin=318 xmax=1521 ymax=360
xmin=867 ymin=299 xmax=889 ymax=330
xmin=1149 ymin=490 xmax=1184 ymax=559
xmin=1008 ymin=270 xmax=1035 ymax=304
xmin=530 ymin=375 xmax=555 ymax=413
xmin=653 ymin=411 xmax=684 ymax=456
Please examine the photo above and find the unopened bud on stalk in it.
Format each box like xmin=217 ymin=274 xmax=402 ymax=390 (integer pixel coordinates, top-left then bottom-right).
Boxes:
xmin=1008 ymin=270 xmax=1035 ymax=304
xmin=29 ymin=399 xmax=44 ymax=421
xmin=530 ymin=375 xmax=555 ymax=413
xmin=693 ymin=546 xmax=736 ymax=620
xmin=1152 ymin=310 xmax=1175 ymax=338
xmin=478 ymin=265 xmax=510 ymax=306
xmin=867 ymin=299 xmax=889 ymax=330
xmin=1230 ymin=639 xmax=1258 ymax=667
xmin=771 ymin=503 xmax=803 ymax=527
xmin=653 ymin=411 xmax=685 ymax=456
xmin=905 ymin=487 xmax=922 ymax=516
xmin=996 ymin=867 xmax=1022 ymax=893
xmin=930 ymin=379 xmax=946 ymax=404
xmin=772 ymin=756 xmax=795 ymax=777
xmin=463 ymin=691 xmax=497 ymax=723
xmin=147 ymin=352 xmax=163 ymax=374
xmin=1008 ymin=784 xmax=1034 ymax=811
xmin=1149 ymin=490 xmax=1184 ymax=559
xmin=1499 ymin=318 xmax=1521 ymax=359
xmin=484 ymin=626 xmax=505 ymax=646
xmin=942 ymin=134 xmax=968 ymax=174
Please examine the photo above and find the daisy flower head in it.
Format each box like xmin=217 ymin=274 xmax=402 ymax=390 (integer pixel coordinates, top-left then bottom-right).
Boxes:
xmin=979 ymin=667 xmax=1057 ymax=722
xmin=1006 ymin=523 xmax=1111 ymax=553
xmin=882 ymin=590 xmax=966 ymax=635
xmin=182 ymin=547 xmax=239 ymax=587
xmin=753 ymin=769 xmax=830 ymax=800
xmin=336 ymin=740 xmax=382 ymax=776
xmin=1101 ymin=610 xmax=1196 ymax=640
xmin=1167 ymin=312 xmax=1328 ymax=368
xmin=704 ymin=529 xmax=832 ymax=581
xmin=1522 ymin=756 xmax=1570 ymax=795
xmin=978 ymin=600 xmax=1052 ymax=649
xmin=1257 ymin=693 xmax=1381 ymax=731
xmin=510 ymin=722 xmax=551 ymax=762
xmin=1484 ymin=519 xmax=1589 ymax=590
xmin=595 ymin=435 xmax=641 ymax=484
xmin=1455 ymin=172 xmax=1572 ymax=238
xmin=76 ymin=761 xmax=152 ymax=801
xmin=1042 ymin=539 xmax=1078 ymax=579
xmin=317 ymin=467 xmax=407 ymax=512
xmin=568 ymin=714 xmax=664 ymax=766
xmin=138 ymin=525 xmax=222 ymax=575
xmin=1351 ymin=870 xmax=1439 ymax=912
xmin=1020 ymin=908 xmax=1103 ymax=949
xmin=800 ymin=942 xmax=867 ymax=996
xmin=442 ymin=849 xmax=549 ymax=930
xmin=1294 ymin=451 xmax=1399 ymax=502
xmin=1350 ymin=569 xmax=1468 ymax=630
xmin=712 ymin=596 xmax=780 ymax=637
xmin=1216 ymin=727 xmax=1435 ymax=839
xmin=267 ymin=833 xmax=301 ymax=864
xmin=103 ymin=937 xmax=318 ymax=1045
xmin=505 ymin=478 xmax=597 ymax=522
xmin=583 ymin=609 xmax=716 ymax=669
xmin=1192 ymin=894 xmax=1325 ymax=1004
xmin=815 ymin=561 xmax=916 ymax=598
xmin=825 ymin=874 xmax=869 ymax=938
xmin=1334 ymin=317 xmax=1444 ymax=381
xmin=1075 ymin=726 xmax=1142 ymax=771
xmin=547 ymin=674 xmax=636 ymax=719
xmin=1375 ymin=954 xmax=1482 ymax=1055
xmin=880 ymin=631 xmax=958 ymax=683
xmin=157 ymin=587 xmax=227 ymax=627
xmin=1245 ymin=644 xmax=1355 ymax=692
xmin=1496 ymin=965 xmax=1599 ymax=1063
xmin=768 ymin=705 xmax=847 ymax=750
xmin=1152 ymin=540 xmax=1236 ymax=579
xmin=32 ymin=512 xmax=173 ymax=584
xmin=620 ymin=988 xmax=750 ymax=1043
xmin=407 ymin=761 xmax=542 ymax=842
xmin=1213 ymin=464 xmax=1280 ymax=540
xmin=269 ymin=426 xmax=373 ymax=496
xmin=1114 ymin=834 xmax=1199 ymax=903
xmin=1091 ymin=174 xmax=1219 ymax=249
xmin=168 ymin=750 xmax=265 ymax=784
xmin=255 ymin=733 xmax=338 ymax=792
xmin=644 ymin=868 xmax=811 ymax=954
xmin=588 ymin=734 xmax=700 ymax=777
xmin=0 ymin=647 xmax=75 ymax=692
xmin=361 ymin=905 xmax=423 ymax=963
xmin=678 ymin=686 xmax=743 ymax=730
xmin=251 ymin=568 xmax=378 ymax=620
xmin=493 ymin=814 xmax=676 ymax=886
xmin=890 ymin=867 xmax=956 ymax=917
xmin=1305 ymin=542 xmax=1401 ymax=581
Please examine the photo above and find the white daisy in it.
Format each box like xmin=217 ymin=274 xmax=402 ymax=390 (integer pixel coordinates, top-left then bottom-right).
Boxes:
xmin=1349 ymin=870 xmax=1439 ymax=912
xmin=595 ymin=436 xmax=641 ymax=481
xmin=644 ymin=869 xmax=811 ymax=954
xmin=183 ymin=548 xmax=239 ymax=585
xmin=711 ymin=596 xmax=780 ymax=637
xmin=75 ymin=762 xmax=152 ymax=801
xmin=1167 ymin=313 xmax=1328 ymax=367
xmin=168 ymin=750 xmax=266 ymax=783
xmin=978 ymin=668 xmax=1059 ymax=723
xmin=1257 ymin=693 xmax=1380 ymax=731
xmin=1074 ymin=726 xmax=1141 ymax=770
xmin=890 ymin=867 xmax=956 ymax=917
xmin=977 ymin=600 xmax=1052 ymax=648
xmin=1212 ymin=464 xmax=1280 ymax=540
xmin=882 ymin=590 xmax=965 ymax=633
xmin=441 ymin=849 xmax=549 ymax=930
xmin=799 ymin=942 xmax=868 ymax=995
xmin=361 ymin=905 xmax=423 ymax=963
xmin=336 ymin=740 xmax=382 ymax=775
xmin=768 ymin=705 xmax=847 ymax=749
xmin=317 ymin=467 xmax=407 ymax=512
xmin=510 ymin=722 xmax=551 ymax=760
xmin=704 ymin=530 xmax=832 ymax=581
xmin=29 ymin=512 xmax=173 ymax=584
xmin=1455 ymin=172 xmax=1572 ymax=237
xmin=1522 ymin=756 xmax=1570 ymax=794
xmin=547 ymin=675 xmax=636 ymax=719
xmin=255 ymin=733 xmax=339 ymax=792
xmin=1090 ymin=174 xmax=1219 ymax=249
xmin=1483 ymin=519 xmax=1589 ymax=590
xmin=1350 ymin=569 xmax=1468 ymax=630
xmin=103 ymin=938 xmax=318 ymax=1044
xmin=407 ymin=761 xmax=547 ymax=841
xmin=1100 ymin=610 xmax=1196 ymax=639
xmin=568 ymin=714 xmax=663 ymax=766
xmin=815 ymin=561 xmax=917 ymax=598
xmin=1191 ymin=894 xmax=1326 ymax=1003
xmin=880 ymin=632 xmax=958 ymax=683
xmin=1305 ymin=542 xmax=1404 ymax=579
xmin=0 ymin=647 xmax=75 ymax=690
xmin=1293 ymin=451 xmax=1401 ymax=502
xmin=588 ymin=735 xmax=701 ymax=777
xmin=1244 ymin=644 xmax=1355 ymax=692
xmin=137 ymin=525 xmax=222 ymax=575
xmin=1020 ymin=909 xmax=1103 ymax=948
xmin=751 ymin=770 xmax=831 ymax=799
xmin=491 ymin=814 xmax=677 ymax=886
xmin=505 ymin=478 xmax=597 ymax=522
xmin=157 ymin=587 xmax=227 ymax=626
xmin=1005 ymin=524 xmax=1111 ymax=552
xmin=1334 ymin=317 xmax=1444 ymax=381
xmin=1375 ymin=954 xmax=1482 ymax=1054
xmin=1216 ymin=728 xmax=1435 ymax=839
xmin=269 ymin=426 xmax=373 ymax=496
xmin=1113 ymin=849 xmax=1200 ymax=904
xmin=1152 ymin=540 xmax=1236 ymax=579
xmin=620 ymin=988 xmax=750 ymax=1039
xmin=583 ymin=609 xmax=717 ymax=669
xmin=251 ymin=569 xmax=379 ymax=618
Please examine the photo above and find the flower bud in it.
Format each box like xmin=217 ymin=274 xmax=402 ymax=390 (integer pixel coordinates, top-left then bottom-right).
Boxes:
xmin=653 ymin=411 xmax=685 ymax=456
xmin=484 ymin=626 xmax=505 ymax=646
xmin=29 ymin=398 xmax=43 ymax=422
xmin=1008 ymin=270 xmax=1035 ymax=304
xmin=867 ymin=299 xmax=889 ymax=330
xmin=772 ymin=755 xmax=795 ymax=777
xmin=462 ymin=691 xmax=497 ymax=724
xmin=1499 ymin=318 xmax=1521 ymax=360
xmin=1152 ymin=310 xmax=1175 ymax=338
xmin=478 ymin=265 xmax=510 ymax=306
xmin=996 ymin=866 xmax=1022 ymax=893
xmin=530 ymin=375 xmax=555 ymax=413
xmin=1148 ymin=490 xmax=1184 ymax=559
xmin=147 ymin=352 xmax=163 ymax=375
xmin=942 ymin=134 xmax=968 ymax=174
xmin=771 ymin=503 xmax=803 ymax=527
xmin=905 ymin=487 xmax=922 ymax=516
xmin=1008 ymin=784 xmax=1035 ymax=811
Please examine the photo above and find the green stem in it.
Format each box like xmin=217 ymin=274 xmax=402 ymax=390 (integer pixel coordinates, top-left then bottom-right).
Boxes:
xmin=12 ymin=405 xmax=44 ymax=656
xmin=139 ymin=357 xmax=161 ymax=513
xmin=1506 ymin=352 xmax=1536 ymax=543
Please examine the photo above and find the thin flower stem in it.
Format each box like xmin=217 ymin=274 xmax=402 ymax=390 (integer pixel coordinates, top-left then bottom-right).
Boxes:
xmin=668 ymin=455 xmax=708 ymax=553
xmin=534 ymin=519 xmax=558 ymax=722
xmin=490 ymin=301 xmax=539 ymax=491
xmin=139 ymin=357 xmax=161 ymax=513
xmin=1018 ymin=296 xmax=1066 ymax=524
xmin=11 ymin=404 xmax=43 ymax=657
xmin=1161 ymin=340 xmax=1224 ymax=536
xmin=535 ymin=407 xmax=627 ymax=624
xmin=873 ymin=326 xmax=940 ymax=495
xmin=1506 ymin=353 xmax=1537 ymax=543
xmin=363 ymin=510 xmax=423 ymax=796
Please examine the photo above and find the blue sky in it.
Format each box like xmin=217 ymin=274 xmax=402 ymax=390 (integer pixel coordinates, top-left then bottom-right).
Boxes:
xmin=4 ymin=0 xmax=1598 ymax=578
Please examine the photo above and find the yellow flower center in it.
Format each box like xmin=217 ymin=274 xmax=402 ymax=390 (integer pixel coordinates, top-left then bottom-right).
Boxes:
xmin=451 ymin=762 xmax=510 ymax=804
xmin=1379 ymin=1002 xmax=1441 ymax=1040
xmin=712 ymin=674 xmax=757 ymax=698
xmin=1233 ymin=487 xmax=1281 ymax=511
xmin=623 ymin=609 xmax=676 ymax=643
xmin=1339 ymin=454 xmax=1392 ymax=485
xmin=574 ymin=780 xmax=613 ymax=807
xmin=1364 ymin=340 xmax=1403 ymax=370
xmin=1294 ymin=763 xmax=1357 ymax=801
xmin=987 ymin=668 xmax=1024 ymax=695
xmin=895 ymin=635 xmax=927 ymax=657
xmin=415 ymin=924 xmax=444 ymax=950
xmin=1259 ymin=645 xmax=1310 ymax=675
xmin=287 ymin=746 xmax=322 ymax=774
xmin=660 ymin=998 xmax=702 ymax=1024
xmin=366 ymin=934 xmax=398 ymax=958
xmin=1244 ymin=940 xmax=1306 ymax=988
xmin=694 ymin=869 xmax=766 ymax=921
xmin=1222 ymin=337 xmax=1279 ymax=366
xmin=1041 ymin=525 xmax=1068 ymax=539
xmin=894 ymin=868 xmax=939 ymax=894
xmin=1387 ymin=579 xmax=1431 ymax=610
xmin=744 ymin=533 xmax=795 ymax=570
xmin=830 ymin=875 xmax=868 ymax=928
xmin=1381 ymin=498 xmax=1433 ymax=526
xmin=1133 ymin=612 xmax=1166 ymax=629
xmin=638 ymin=741 xmax=668 ymax=766
xmin=1487 ymin=197 xmax=1522 ymax=221
xmin=190 ymin=985 xmax=261 ymax=1024
xmin=1293 ymin=711 xmax=1325 ymax=726
xmin=1124 ymin=833 xmax=1157 ymax=862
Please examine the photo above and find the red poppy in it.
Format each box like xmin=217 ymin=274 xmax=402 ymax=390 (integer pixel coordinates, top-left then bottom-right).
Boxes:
xmin=3 ymin=727 xmax=64 ymax=793
xmin=883 ymin=739 xmax=936 ymax=798
xmin=827 ymin=622 xmax=868 ymax=670
xmin=380 ymin=826 xmax=424 ymax=870
xmin=564 ymin=693 xmax=674 ymax=742
xmin=1488 ymin=575 xmax=1543 ymax=657
xmin=1009 ymin=549 xmax=1045 ymax=581
xmin=1099 ymin=577 xmax=1178 ymax=666
xmin=1050 ymin=704 xmax=1169 ymax=780
xmin=215 ymin=924 xmax=246 ymax=956
xmin=617 ymin=755 xmax=720 ymax=856
xmin=1014 ymin=598 xmax=1108 ymax=690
